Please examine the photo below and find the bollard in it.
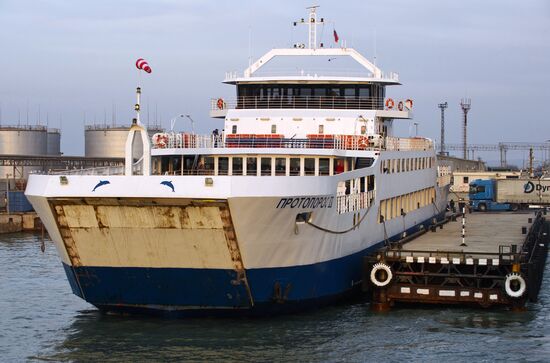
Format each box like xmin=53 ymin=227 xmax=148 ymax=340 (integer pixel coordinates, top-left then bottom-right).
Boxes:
xmin=460 ymin=206 xmax=467 ymax=246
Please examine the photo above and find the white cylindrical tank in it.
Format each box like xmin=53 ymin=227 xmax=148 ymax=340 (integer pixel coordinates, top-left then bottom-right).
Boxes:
xmin=85 ymin=125 xmax=164 ymax=158
xmin=0 ymin=125 xmax=48 ymax=178
xmin=46 ymin=128 xmax=61 ymax=155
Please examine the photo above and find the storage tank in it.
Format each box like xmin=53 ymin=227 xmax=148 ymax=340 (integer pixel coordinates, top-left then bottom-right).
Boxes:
xmin=46 ymin=128 xmax=61 ymax=155
xmin=85 ymin=124 xmax=164 ymax=158
xmin=0 ymin=125 xmax=48 ymax=178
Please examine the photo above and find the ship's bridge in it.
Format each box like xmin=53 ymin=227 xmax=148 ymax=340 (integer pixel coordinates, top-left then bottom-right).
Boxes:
xmin=210 ymin=48 xmax=410 ymax=121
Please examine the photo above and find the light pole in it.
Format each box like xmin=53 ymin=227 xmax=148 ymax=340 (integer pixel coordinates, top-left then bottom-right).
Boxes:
xmin=5 ymin=173 xmax=10 ymax=213
xmin=169 ymin=114 xmax=184 ymax=132
xmin=185 ymin=115 xmax=196 ymax=134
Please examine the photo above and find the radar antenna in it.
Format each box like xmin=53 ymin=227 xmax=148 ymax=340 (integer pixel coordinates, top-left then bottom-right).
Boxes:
xmin=293 ymin=6 xmax=325 ymax=49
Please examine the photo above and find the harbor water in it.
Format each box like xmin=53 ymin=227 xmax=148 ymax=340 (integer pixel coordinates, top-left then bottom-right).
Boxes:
xmin=1 ymin=233 xmax=549 ymax=362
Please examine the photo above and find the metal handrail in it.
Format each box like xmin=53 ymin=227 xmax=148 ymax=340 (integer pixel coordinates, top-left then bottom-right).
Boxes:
xmin=224 ymin=70 xmax=400 ymax=81
xmin=211 ymin=96 xmax=387 ymax=111
xmin=152 ymin=133 xmax=433 ymax=152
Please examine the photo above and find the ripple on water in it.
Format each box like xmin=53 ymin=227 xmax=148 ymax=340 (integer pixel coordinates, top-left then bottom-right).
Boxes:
xmin=1 ymin=233 xmax=550 ymax=362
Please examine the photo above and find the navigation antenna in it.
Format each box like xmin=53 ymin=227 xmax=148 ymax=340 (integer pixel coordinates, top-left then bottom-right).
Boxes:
xmin=460 ymin=98 xmax=471 ymax=159
xmin=438 ymin=102 xmax=448 ymax=156
xmin=293 ymin=6 xmax=325 ymax=49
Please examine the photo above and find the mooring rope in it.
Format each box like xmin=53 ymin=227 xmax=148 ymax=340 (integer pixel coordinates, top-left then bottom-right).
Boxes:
xmin=306 ymin=204 xmax=373 ymax=234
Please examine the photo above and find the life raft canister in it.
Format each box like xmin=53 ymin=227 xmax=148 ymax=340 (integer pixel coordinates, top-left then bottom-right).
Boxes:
xmin=504 ymin=272 xmax=526 ymax=298
xmin=216 ymin=98 xmax=224 ymax=110
xmin=370 ymin=262 xmax=393 ymax=287
xmin=385 ymin=98 xmax=395 ymax=109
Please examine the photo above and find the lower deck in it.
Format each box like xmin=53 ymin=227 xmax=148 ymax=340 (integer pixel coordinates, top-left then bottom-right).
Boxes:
xmin=393 ymin=212 xmax=531 ymax=260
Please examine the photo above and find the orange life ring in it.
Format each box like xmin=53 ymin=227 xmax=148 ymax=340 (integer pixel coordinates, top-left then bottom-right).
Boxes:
xmin=153 ymin=133 xmax=168 ymax=148
xmin=385 ymin=98 xmax=395 ymax=109
xmin=358 ymin=136 xmax=369 ymax=150
xmin=405 ymin=99 xmax=413 ymax=109
xmin=216 ymin=98 xmax=224 ymax=110
xmin=398 ymin=101 xmax=404 ymax=111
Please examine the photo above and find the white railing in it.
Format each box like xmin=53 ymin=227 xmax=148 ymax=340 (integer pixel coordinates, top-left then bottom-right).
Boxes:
xmin=47 ymin=165 xmax=125 ymax=176
xmin=385 ymin=136 xmax=433 ymax=151
xmin=437 ymin=165 xmax=452 ymax=177
xmin=47 ymin=162 xmax=144 ymax=176
xmin=437 ymin=165 xmax=452 ymax=187
xmin=224 ymin=69 xmax=399 ymax=81
xmin=211 ymin=96 xmax=385 ymax=111
xmin=336 ymin=190 xmax=376 ymax=214
xmin=152 ymin=133 xmax=433 ymax=153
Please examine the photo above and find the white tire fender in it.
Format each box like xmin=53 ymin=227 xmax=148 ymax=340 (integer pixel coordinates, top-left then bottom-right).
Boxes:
xmin=370 ymin=263 xmax=393 ymax=287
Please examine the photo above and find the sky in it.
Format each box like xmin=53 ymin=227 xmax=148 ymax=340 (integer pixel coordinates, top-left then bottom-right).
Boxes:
xmin=0 ymin=0 xmax=549 ymax=165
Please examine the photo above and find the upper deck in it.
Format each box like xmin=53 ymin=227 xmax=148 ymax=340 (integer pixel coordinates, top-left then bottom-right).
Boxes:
xmin=150 ymin=133 xmax=433 ymax=154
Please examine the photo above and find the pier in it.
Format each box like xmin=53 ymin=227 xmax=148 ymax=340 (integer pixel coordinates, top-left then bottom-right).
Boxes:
xmin=363 ymin=211 xmax=549 ymax=310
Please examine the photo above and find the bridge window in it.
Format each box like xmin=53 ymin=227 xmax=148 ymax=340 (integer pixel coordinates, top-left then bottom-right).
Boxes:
xmin=359 ymin=87 xmax=370 ymax=97
xmin=236 ymin=84 xmax=385 ymax=110
xmin=344 ymin=87 xmax=355 ymax=97
xmin=313 ymin=87 xmax=326 ymax=96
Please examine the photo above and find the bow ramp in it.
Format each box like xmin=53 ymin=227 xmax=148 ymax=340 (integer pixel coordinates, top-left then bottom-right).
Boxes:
xmin=44 ymin=197 xmax=254 ymax=310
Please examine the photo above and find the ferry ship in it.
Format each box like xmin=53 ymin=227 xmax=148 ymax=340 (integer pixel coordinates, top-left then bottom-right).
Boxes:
xmin=26 ymin=8 xmax=451 ymax=316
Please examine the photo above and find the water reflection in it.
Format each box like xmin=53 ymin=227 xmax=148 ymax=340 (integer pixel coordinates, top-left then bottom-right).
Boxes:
xmin=1 ymin=233 xmax=549 ymax=362
xmin=40 ymin=306 xmax=357 ymax=362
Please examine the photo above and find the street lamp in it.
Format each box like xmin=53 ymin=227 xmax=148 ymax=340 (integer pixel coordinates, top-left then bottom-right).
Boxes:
xmin=169 ymin=114 xmax=184 ymax=132
xmin=185 ymin=115 xmax=196 ymax=134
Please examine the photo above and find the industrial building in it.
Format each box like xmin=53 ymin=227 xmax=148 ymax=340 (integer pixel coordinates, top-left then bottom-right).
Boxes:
xmin=0 ymin=125 xmax=61 ymax=179
xmin=84 ymin=124 xmax=163 ymax=158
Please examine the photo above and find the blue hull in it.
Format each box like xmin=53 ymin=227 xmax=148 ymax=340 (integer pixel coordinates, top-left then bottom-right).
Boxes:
xmin=62 ymin=213 xmax=446 ymax=316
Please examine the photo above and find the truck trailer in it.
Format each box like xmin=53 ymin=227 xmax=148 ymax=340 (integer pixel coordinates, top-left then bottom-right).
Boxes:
xmin=469 ymin=178 xmax=550 ymax=211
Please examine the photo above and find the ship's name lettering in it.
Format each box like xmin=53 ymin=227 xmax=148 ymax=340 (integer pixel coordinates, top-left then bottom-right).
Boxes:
xmin=276 ymin=196 xmax=334 ymax=209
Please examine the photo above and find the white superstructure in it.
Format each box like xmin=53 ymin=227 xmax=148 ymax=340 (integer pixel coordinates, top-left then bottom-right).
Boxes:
xmin=25 ymin=8 xmax=450 ymax=316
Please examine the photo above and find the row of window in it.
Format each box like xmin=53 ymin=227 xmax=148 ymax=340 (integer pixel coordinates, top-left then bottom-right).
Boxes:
xmin=336 ymin=175 xmax=376 ymax=214
xmin=155 ymin=155 xmax=355 ymax=177
xmin=237 ymin=84 xmax=386 ymax=99
xmin=230 ymin=124 xmax=329 ymax=135
xmin=380 ymin=157 xmax=435 ymax=174
xmin=378 ymin=187 xmax=436 ymax=223
xmin=338 ymin=175 xmax=376 ymax=195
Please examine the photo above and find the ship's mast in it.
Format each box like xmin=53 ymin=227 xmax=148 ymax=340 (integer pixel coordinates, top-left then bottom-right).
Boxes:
xmin=294 ymin=6 xmax=324 ymax=49
xmin=307 ymin=6 xmax=318 ymax=49
xmin=135 ymin=87 xmax=141 ymax=125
